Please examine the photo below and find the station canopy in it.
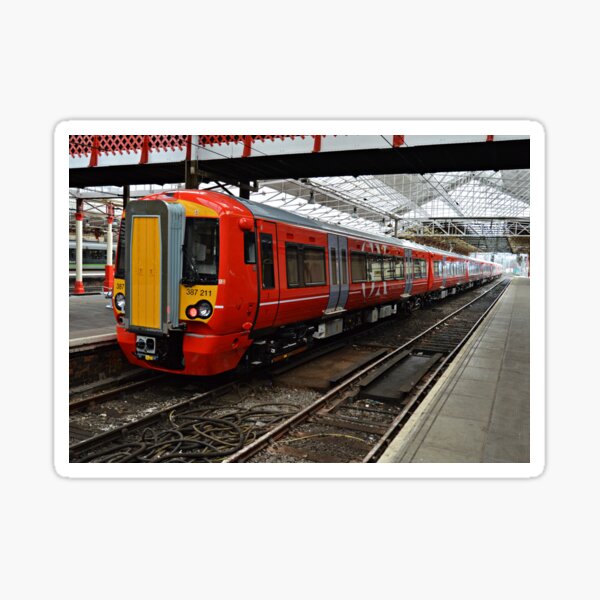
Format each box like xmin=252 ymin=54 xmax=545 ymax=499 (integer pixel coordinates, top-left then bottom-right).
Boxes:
xmin=69 ymin=168 xmax=529 ymax=252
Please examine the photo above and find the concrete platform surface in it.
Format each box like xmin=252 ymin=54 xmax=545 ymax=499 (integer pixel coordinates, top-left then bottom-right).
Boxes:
xmin=69 ymin=293 xmax=117 ymax=345
xmin=379 ymin=277 xmax=530 ymax=463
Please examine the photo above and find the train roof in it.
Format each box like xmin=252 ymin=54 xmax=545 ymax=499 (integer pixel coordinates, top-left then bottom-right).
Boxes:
xmin=234 ymin=194 xmax=486 ymax=262
xmin=140 ymin=190 xmax=500 ymax=266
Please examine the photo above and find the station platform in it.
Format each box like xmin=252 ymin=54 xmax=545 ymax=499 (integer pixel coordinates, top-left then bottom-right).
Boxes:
xmin=69 ymin=293 xmax=117 ymax=347
xmin=379 ymin=277 xmax=530 ymax=463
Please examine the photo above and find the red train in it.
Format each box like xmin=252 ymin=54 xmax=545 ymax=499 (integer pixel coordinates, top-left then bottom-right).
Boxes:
xmin=112 ymin=190 xmax=502 ymax=375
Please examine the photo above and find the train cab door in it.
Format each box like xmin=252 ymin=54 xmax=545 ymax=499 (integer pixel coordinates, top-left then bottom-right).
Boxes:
xmin=254 ymin=221 xmax=280 ymax=330
xmin=325 ymin=234 xmax=349 ymax=313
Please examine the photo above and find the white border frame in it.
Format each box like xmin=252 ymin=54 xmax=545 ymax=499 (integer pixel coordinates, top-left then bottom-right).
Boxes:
xmin=55 ymin=120 xmax=544 ymax=478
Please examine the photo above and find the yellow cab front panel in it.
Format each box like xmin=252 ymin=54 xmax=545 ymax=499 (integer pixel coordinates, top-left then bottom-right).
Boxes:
xmin=130 ymin=215 xmax=161 ymax=330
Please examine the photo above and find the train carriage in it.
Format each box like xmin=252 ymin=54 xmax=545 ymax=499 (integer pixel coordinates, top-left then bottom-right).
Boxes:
xmin=69 ymin=239 xmax=116 ymax=270
xmin=112 ymin=190 xmax=502 ymax=376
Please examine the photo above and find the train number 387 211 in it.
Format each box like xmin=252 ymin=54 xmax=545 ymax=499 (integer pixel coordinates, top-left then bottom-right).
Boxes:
xmin=185 ymin=288 xmax=213 ymax=297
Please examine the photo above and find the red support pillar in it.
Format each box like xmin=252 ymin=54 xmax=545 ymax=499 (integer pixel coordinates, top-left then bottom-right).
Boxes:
xmin=89 ymin=135 xmax=99 ymax=167
xmin=242 ymin=135 xmax=253 ymax=157
xmin=74 ymin=199 xmax=85 ymax=294
xmin=140 ymin=135 xmax=150 ymax=164
xmin=392 ymin=135 xmax=405 ymax=147
xmin=312 ymin=135 xmax=322 ymax=153
xmin=103 ymin=203 xmax=115 ymax=293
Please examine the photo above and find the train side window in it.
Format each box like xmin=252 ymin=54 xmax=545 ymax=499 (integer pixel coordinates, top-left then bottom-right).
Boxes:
xmin=395 ymin=258 xmax=405 ymax=280
xmin=434 ymin=260 xmax=443 ymax=277
xmin=382 ymin=256 xmax=395 ymax=280
xmin=285 ymin=243 xmax=326 ymax=287
xmin=330 ymin=248 xmax=338 ymax=286
xmin=414 ymin=258 xmax=426 ymax=279
xmin=341 ymin=249 xmax=348 ymax=285
xmin=286 ymin=244 xmax=300 ymax=287
xmin=244 ymin=231 xmax=256 ymax=264
xmin=367 ymin=255 xmax=383 ymax=282
xmin=260 ymin=233 xmax=275 ymax=289
xmin=351 ymin=252 xmax=367 ymax=282
xmin=304 ymin=247 xmax=326 ymax=285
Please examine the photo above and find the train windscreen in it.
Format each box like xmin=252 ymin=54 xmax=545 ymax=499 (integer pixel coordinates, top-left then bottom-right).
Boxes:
xmin=115 ymin=218 xmax=126 ymax=278
xmin=182 ymin=218 xmax=219 ymax=285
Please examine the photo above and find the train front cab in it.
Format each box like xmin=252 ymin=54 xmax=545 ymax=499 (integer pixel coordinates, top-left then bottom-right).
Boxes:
xmin=113 ymin=194 xmax=258 ymax=376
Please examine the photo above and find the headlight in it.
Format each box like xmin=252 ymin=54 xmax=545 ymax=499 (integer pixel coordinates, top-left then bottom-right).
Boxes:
xmin=197 ymin=301 xmax=213 ymax=319
xmin=185 ymin=300 xmax=212 ymax=319
xmin=114 ymin=293 xmax=126 ymax=312
xmin=185 ymin=300 xmax=213 ymax=320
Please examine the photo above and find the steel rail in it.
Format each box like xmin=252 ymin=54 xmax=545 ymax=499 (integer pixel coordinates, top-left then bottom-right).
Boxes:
xmin=69 ymin=373 xmax=167 ymax=412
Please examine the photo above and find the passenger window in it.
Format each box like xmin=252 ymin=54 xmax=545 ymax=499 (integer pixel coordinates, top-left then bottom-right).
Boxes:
xmin=260 ymin=233 xmax=275 ymax=289
xmin=351 ymin=252 xmax=367 ymax=282
xmin=368 ymin=255 xmax=383 ymax=282
xmin=413 ymin=258 xmax=423 ymax=279
xmin=304 ymin=247 xmax=326 ymax=285
xmin=383 ymin=256 xmax=395 ymax=280
xmin=286 ymin=244 xmax=300 ymax=287
xmin=395 ymin=258 xmax=405 ymax=280
xmin=285 ymin=243 xmax=326 ymax=287
xmin=244 ymin=231 xmax=256 ymax=264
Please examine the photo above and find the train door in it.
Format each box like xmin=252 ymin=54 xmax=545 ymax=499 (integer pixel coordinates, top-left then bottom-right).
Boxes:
xmin=442 ymin=256 xmax=447 ymax=288
xmin=325 ymin=234 xmax=349 ymax=312
xmin=254 ymin=221 xmax=280 ymax=329
xmin=404 ymin=248 xmax=413 ymax=295
xmin=338 ymin=237 xmax=349 ymax=309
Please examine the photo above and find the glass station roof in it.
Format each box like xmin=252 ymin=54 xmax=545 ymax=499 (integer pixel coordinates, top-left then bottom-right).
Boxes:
xmin=69 ymin=169 xmax=530 ymax=246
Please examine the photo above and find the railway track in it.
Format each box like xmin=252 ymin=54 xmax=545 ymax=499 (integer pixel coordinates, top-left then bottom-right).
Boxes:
xmin=228 ymin=277 xmax=510 ymax=463
xmin=69 ymin=278 xmax=509 ymax=463
xmin=69 ymin=373 xmax=168 ymax=412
